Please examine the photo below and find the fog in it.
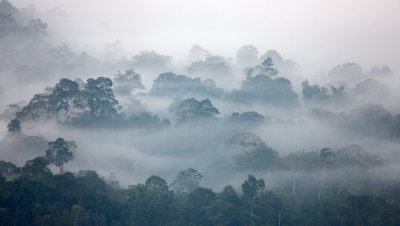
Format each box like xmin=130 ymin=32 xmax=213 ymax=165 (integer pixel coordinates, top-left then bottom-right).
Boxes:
xmin=9 ymin=0 xmax=400 ymax=74
xmin=1 ymin=0 xmax=400 ymax=201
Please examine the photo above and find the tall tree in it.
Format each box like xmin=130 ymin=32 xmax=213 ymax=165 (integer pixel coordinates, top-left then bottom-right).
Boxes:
xmin=113 ymin=69 xmax=144 ymax=95
xmin=168 ymin=97 xmax=219 ymax=123
xmin=242 ymin=175 xmax=265 ymax=215
xmin=319 ymin=148 xmax=335 ymax=200
xmin=85 ymin=77 xmax=119 ymax=119
xmin=145 ymin=175 xmax=169 ymax=193
xmin=45 ymin=138 xmax=76 ymax=174
xmin=171 ymin=168 xmax=203 ymax=195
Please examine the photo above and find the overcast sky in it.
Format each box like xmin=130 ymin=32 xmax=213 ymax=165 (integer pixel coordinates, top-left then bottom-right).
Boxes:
xmin=12 ymin=0 xmax=400 ymax=74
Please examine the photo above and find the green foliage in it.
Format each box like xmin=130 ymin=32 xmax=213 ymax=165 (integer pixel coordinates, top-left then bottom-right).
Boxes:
xmin=168 ymin=97 xmax=219 ymax=123
xmin=124 ymin=184 xmax=175 ymax=225
xmin=113 ymin=69 xmax=144 ymax=95
xmin=230 ymin=58 xmax=298 ymax=107
xmin=125 ymin=111 xmax=169 ymax=129
xmin=225 ymin=132 xmax=280 ymax=170
xmin=13 ymin=77 xmax=124 ymax=128
xmin=328 ymin=63 xmax=364 ymax=81
xmin=236 ymin=45 xmax=259 ymax=68
xmin=234 ymin=146 xmax=280 ymax=171
xmin=145 ymin=175 xmax=168 ymax=193
xmin=284 ymin=145 xmax=384 ymax=171
xmin=0 ymin=169 xmax=123 ymax=225
xmin=1 ymin=161 xmax=400 ymax=225
xmin=45 ymin=138 xmax=76 ymax=174
xmin=184 ymin=187 xmax=216 ymax=224
xmin=346 ymin=104 xmax=394 ymax=137
xmin=171 ymin=168 xmax=203 ymax=195
xmin=310 ymin=104 xmax=400 ymax=140
xmin=16 ymin=78 xmax=80 ymax=121
xmin=188 ymin=55 xmax=232 ymax=78
xmin=302 ymin=80 xmax=347 ymax=105
xmin=229 ymin=111 xmax=265 ymax=124
xmin=242 ymin=175 xmax=265 ymax=200
xmin=0 ymin=161 xmax=18 ymax=180
xmin=131 ymin=51 xmax=172 ymax=72
xmin=151 ymin=72 xmax=224 ymax=98
xmin=20 ymin=156 xmax=51 ymax=182
xmin=300 ymin=191 xmax=400 ymax=225
xmin=85 ymin=77 xmax=119 ymax=118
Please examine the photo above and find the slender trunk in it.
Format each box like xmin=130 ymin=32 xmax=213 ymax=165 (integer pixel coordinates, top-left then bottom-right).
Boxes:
xmin=278 ymin=210 xmax=281 ymax=226
xmin=318 ymin=179 xmax=321 ymax=200
xmin=250 ymin=195 xmax=256 ymax=215
xmin=59 ymin=164 xmax=63 ymax=174
xmin=292 ymin=168 xmax=297 ymax=196
xmin=292 ymin=178 xmax=296 ymax=196
xmin=322 ymin=159 xmax=326 ymax=198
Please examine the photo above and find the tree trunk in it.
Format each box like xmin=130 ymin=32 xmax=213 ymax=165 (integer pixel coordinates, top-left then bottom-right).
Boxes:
xmin=59 ymin=164 xmax=64 ymax=174
xmin=318 ymin=179 xmax=321 ymax=200
xmin=278 ymin=210 xmax=281 ymax=226
xmin=322 ymin=159 xmax=326 ymax=199
xmin=292 ymin=168 xmax=297 ymax=196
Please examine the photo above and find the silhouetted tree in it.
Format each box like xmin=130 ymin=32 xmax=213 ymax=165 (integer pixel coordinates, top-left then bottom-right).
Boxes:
xmin=45 ymin=138 xmax=76 ymax=174
xmin=172 ymin=168 xmax=203 ymax=195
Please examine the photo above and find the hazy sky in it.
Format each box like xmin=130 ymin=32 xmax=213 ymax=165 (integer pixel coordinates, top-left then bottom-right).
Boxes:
xmin=12 ymin=0 xmax=400 ymax=74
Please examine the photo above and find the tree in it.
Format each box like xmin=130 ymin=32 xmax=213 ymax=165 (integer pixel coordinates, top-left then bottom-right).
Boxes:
xmin=7 ymin=118 xmax=21 ymax=133
xmin=45 ymin=138 xmax=76 ymax=174
xmin=188 ymin=55 xmax=232 ymax=79
xmin=13 ymin=77 xmax=122 ymax=127
xmin=260 ymin=57 xmax=279 ymax=76
xmin=125 ymin=183 xmax=174 ymax=225
xmin=85 ymin=77 xmax=119 ymax=119
xmin=229 ymin=111 xmax=265 ymax=124
xmin=51 ymin=78 xmax=79 ymax=113
xmin=236 ymin=45 xmax=259 ymax=68
xmin=230 ymin=58 xmax=298 ymax=107
xmin=302 ymin=80 xmax=329 ymax=103
xmin=328 ymin=62 xmax=365 ymax=86
xmin=145 ymin=175 xmax=169 ymax=193
xmin=171 ymin=168 xmax=203 ymax=195
xmin=233 ymin=146 xmax=280 ymax=171
xmin=346 ymin=104 xmax=394 ymax=138
xmin=259 ymin=49 xmax=299 ymax=76
xmin=319 ymin=148 xmax=335 ymax=200
xmin=185 ymin=187 xmax=216 ymax=225
xmin=20 ymin=156 xmax=51 ymax=181
xmin=168 ymin=97 xmax=219 ymax=123
xmin=150 ymin=72 xmax=223 ymax=98
xmin=113 ymin=69 xmax=144 ymax=95
xmin=131 ymin=51 xmax=172 ymax=72
xmin=354 ymin=79 xmax=389 ymax=101
xmin=188 ymin=45 xmax=210 ymax=62
xmin=366 ymin=65 xmax=393 ymax=77
xmin=0 ymin=160 xmax=19 ymax=180
xmin=225 ymin=132 xmax=280 ymax=170
xmin=242 ymin=175 xmax=265 ymax=215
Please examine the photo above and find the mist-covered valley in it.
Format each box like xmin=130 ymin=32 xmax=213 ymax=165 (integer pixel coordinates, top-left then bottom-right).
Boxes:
xmin=1 ymin=0 xmax=400 ymax=225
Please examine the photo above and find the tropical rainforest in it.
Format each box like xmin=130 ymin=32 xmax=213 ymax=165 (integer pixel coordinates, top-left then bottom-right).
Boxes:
xmin=1 ymin=0 xmax=400 ymax=225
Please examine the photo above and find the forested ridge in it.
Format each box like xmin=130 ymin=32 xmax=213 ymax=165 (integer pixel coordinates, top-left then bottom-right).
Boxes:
xmin=2 ymin=165 xmax=400 ymax=226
